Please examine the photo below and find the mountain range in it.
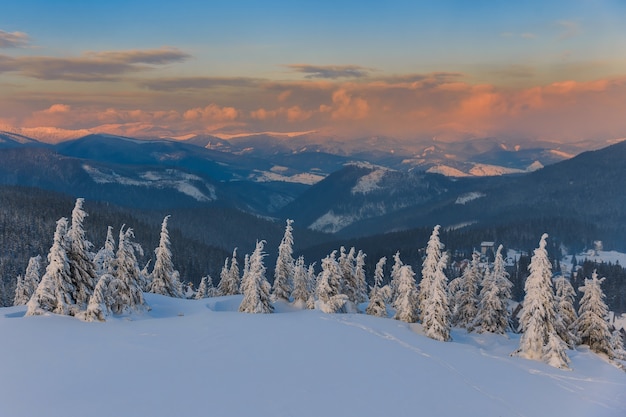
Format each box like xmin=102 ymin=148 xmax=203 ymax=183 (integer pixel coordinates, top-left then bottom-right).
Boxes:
xmin=1 ymin=130 xmax=625 ymax=253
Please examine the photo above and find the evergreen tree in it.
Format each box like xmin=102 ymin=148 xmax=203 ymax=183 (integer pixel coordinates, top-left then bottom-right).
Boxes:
xmin=94 ymin=226 xmax=116 ymax=276
xmin=453 ymin=251 xmax=482 ymax=328
xmin=195 ymin=276 xmax=209 ymax=300
xmin=422 ymin=253 xmax=452 ymax=341
xmin=389 ymin=251 xmax=404 ymax=304
xmin=149 ymin=216 xmax=182 ymax=298
xmin=514 ymin=234 xmax=569 ymax=368
xmin=292 ymin=256 xmax=310 ymax=307
xmin=110 ymin=226 xmax=146 ymax=314
xmin=393 ymin=265 xmax=419 ymax=323
xmin=352 ymin=250 xmax=368 ymax=304
xmin=82 ymin=274 xmax=114 ymax=322
xmin=316 ymin=251 xmax=347 ymax=313
xmin=575 ymin=271 xmax=615 ymax=358
xmin=239 ymin=240 xmax=273 ymax=314
xmin=366 ymin=256 xmax=388 ymax=318
xmin=66 ymin=198 xmax=98 ymax=310
xmin=554 ymin=276 xmax=578 ymax=347
xmin=338 ymin=247 xmax=357 ymax=302
xmin=471 ymin=245 xmax=513 ymax=334
xmin=273 ymin=219 xmax=295 ymax=302
xmin=228 ymin=248 xmax=240 ymax=293
xmin=205 ymin=275 xmax=219 ymax=297
xmin=419 ymin=225 xmax=444 ymax=321
xmin=14 ymin=255 xmax=42 ymax=306
xmin=218 ymin=257 xmax=230 ymax=296
xmin=306 ymin=262 xmax=317 ymax=309
xmin=26 ymin=218 xmax=75 ymax=316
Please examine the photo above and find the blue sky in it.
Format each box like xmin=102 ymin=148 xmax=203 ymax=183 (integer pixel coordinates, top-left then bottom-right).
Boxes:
xmin=1 ymin=1 xmax=625 ymax=142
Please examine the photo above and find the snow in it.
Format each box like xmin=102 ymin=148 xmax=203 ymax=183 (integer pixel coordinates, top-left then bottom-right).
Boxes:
xmin=469 ymin=163 xmax=524 ymax=176
xmin=309 ymin=210 xmax=356 ymax=233
xmin=1 ymin=293 xmax=625 ymax=417
xmin=351 ymin=168 xmax=388 ymax=194
xmin=82 ymin=165 xmax=216 ymax=202
xmin=526 ymin=160 xmax=544 ymax=171
xmin=550 ymin=149 xmax=576 ymax=159
xmin=427 ymin=165 xmax=470 ymax=177
xmin=455 ymin=192 xmax=486 ymax=205
xmin=250 ymin=169 xmax=325 ymax=185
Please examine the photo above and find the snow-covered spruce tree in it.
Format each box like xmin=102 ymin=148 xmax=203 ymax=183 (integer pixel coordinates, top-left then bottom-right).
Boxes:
xmin=611 ymin=330 xmax=626 ymax=360
xmin=393 ymin=265 xmax=419 ymax=323
xmin=228 ymin=248 xmax=240 ymax=293
xmin=306 ymin=262 xmax=317 ymax=309
xmin=513 ymin=233 xmax=569 ymax=369
xmin=389 ymin=251 xmax=404 ymax=305
xmin=110 ymin=226 xmax=147 ymax=314
xmin=471 ymin=244 xmax=513 ymax=334
xmin=352 ymin=250 xmax=368 ymax=304
xmin=195 ymin=276 xmax=209 ymax=300
xmin=14 ymin=255 xmax=42 ymax=306
xmin=94 ymin=226 xmax=116 ymax=276
xmin=218 ymin=258 xmax=230 ymax=296
xmin=239 ymin=240 xmax=273 ymax=314
xmin=366 ymin=256 xmax=388 ymax=318
xmin=316 ymin=251 xmax=347 ymax=313
xmin=453 ymin=251 xmax=482 ymax=329
xmin=149 ymin=215 xmax=182 ymax=298
xmin=66 ymin=198 xmax=98 ymax=310
xmin=554 ymin=276 xmax=578 ymax=348
xmin=419 ymin=225 xmax=444 ymax=321
xmin=422 ymin=253 xmax=452 ymax=341
xmin=82 ymin=274 xmax=114 ymax=322
xmin=26 ymin=218 xmax=75 ymax=316
xmin=292 ymin=256 xmax=310 ymax=307
xmin=138 ymin=259 xmax=152 ymax=292
xmin=575 ymin=271 xmax=615 ymax=358
xmin=272 ymin=219 xmax=295 ymax=302
xmin=339 ymin=247 xmax=360 ymax=305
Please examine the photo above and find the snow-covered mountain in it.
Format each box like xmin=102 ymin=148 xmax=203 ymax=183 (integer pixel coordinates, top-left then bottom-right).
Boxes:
xmin=1 ymin=294 xmax=624 ymax=417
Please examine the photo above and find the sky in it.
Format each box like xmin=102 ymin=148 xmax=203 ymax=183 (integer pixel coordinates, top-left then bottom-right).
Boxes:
xmin=1 ymin=0 xmax=626 ymax=144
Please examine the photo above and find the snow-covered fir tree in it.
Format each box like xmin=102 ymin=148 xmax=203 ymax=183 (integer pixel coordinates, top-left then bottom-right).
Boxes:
xmin=272 ymin=219 xmax=295 ymax=302
xmin=109 ymin=226 xmax=146 ymax=314
xmin=471 ymin=245 xmax=513 ymax=334
xmin=291 ymin=256 xmax=310 ymax=307
xmin=306 ymin=262 xmax=317 ymax=309
xmin=94 ymin=226 xmax=116 ymax=276
xmin=366 ymin=256 xmax=388 ymax=318
xmin=14 ymin=255 xmax=42 ymax=306
xmin=195 ymin=276 xmax=209 ymax=300
xmin=339 ymin=247 xmax=361 ymax=305
xmin=26 ymin=218 xmax=75 ymax=316
xmin=316 ymin=251 xmax=347 ymax=313
xmin=239 ymin=240 xmax=273 ymax=314
xmin=453 ymin=251 xmax=482 ymax=328
xmin=228 ymin=248 xmax=240 ymax=293
xmin=554 ymin=276 xmax=578 ymax=348
xmin=149 ymin=216 xmax=182 ymax=298
xmin=422 ymin=253 xmax=451 ymax=341
xmin=514 ymin=233 xmax=569 ymax=369
xmin=66 ymin=198 xmax=98 ymax=310
xmin=611 ymin=330 xmax=626 ymax=360
xmin=389 ymin=251 xmax=404 ymax=304
xmin=82 ymin=274 xmax=114 ymax=322
xmin=218 ymin=249 xmax=240 ymax=296
xmin=575 ymin=271 xmax=615 ymax=358
xmin=393 ymin=265 xmax=419 ymax=323
xmin=419 ymin=225 xmax=444 ymax=321
xmin=352 ymin=250 xmax=368 ymax=304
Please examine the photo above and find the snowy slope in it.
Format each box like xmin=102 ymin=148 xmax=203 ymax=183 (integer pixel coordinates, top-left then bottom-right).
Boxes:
xmin=1 ymin=294 xmax=625 ymax=417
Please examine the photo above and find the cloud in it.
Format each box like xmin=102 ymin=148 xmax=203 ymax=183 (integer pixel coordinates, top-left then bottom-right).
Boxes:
xmin=557 ymin=20 xmax=581 ymax=40
xmin=42 ymin=104 xmax=71 ymax=114
xmin=183 ymin=104 xmax=238 ymax=122
xmin=250 ymin=105 xmax=312 ymax=122
xmin=0 ymin=30 xmax=30 ymax=48
xmin=0 ymin=47 xmax=189 ymax=81
xmin=140 ymin=76 xmax=261 ymax=91
xmin=286 ymin=64 xmax=372 ymax=79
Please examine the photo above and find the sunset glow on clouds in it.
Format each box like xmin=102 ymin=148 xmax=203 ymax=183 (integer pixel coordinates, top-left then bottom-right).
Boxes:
xmin=1 ymin=0 xmax=626 ymax=144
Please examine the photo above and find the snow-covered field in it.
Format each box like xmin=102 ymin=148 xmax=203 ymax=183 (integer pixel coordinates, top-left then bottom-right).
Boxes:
xmin=1 ymin=294 xmax=625 ymax=417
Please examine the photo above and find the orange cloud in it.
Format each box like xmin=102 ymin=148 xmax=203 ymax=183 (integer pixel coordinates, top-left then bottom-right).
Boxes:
xmin=183 ymin=104 xmax=238 ymax=122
